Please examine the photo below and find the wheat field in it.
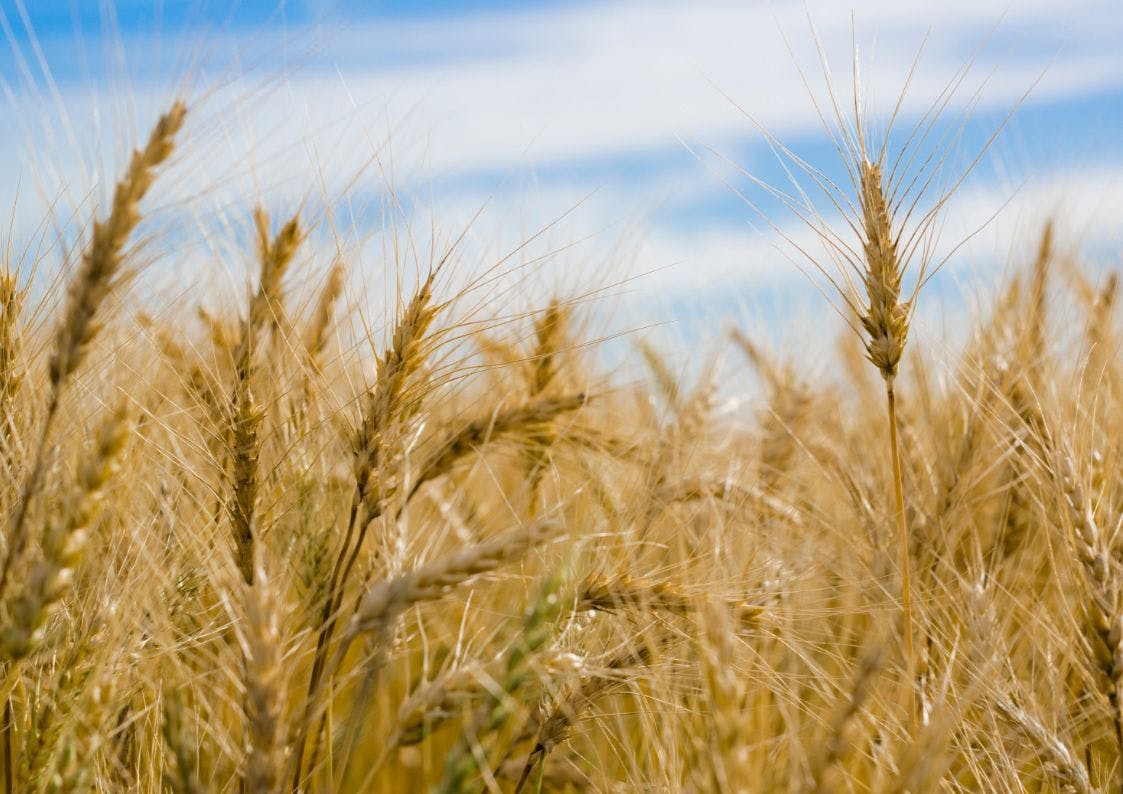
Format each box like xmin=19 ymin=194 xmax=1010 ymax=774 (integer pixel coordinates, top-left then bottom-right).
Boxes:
xmin=0 ymin=22 xmax=1121 ymax=794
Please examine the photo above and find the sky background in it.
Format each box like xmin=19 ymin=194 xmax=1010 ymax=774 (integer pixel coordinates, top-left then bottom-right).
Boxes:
xmin=3 ymin=0 xmax=1122 ymax=366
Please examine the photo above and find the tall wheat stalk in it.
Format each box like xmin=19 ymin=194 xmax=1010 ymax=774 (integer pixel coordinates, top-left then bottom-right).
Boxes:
xmin=856 ymin=159 xmax=916 ymax=727
xmin=0 ymin=103 xmax=184 ymax=793
xmin=726 ymin=38 xmax=1021 ymax=730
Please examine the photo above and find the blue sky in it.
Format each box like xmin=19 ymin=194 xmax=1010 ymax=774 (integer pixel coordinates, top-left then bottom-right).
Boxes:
xmin=3 ymin=0 xmax=1122 ymax=357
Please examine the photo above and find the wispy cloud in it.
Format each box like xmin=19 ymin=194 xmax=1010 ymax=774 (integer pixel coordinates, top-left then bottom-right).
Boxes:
xmin=3 ymin=0 xmax=1120 ymax=321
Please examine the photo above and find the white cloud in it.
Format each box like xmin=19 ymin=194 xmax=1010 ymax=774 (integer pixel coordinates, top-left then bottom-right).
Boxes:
xmin=2 ymin=0 xmax=1121 ymax=327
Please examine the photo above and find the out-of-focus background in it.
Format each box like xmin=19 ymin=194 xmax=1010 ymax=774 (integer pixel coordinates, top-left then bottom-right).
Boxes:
xmin=3 ymin=1 xmax=1121 ymax=355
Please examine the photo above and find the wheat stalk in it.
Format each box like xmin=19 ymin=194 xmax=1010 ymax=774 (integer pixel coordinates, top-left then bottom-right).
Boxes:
xmin=291 ymin=270 xmax=441 ymax=789
xmin=239 ymin=569 xmax=284 ymax=794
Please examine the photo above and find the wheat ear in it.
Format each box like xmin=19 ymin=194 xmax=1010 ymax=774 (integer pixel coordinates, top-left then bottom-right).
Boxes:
xmin=514 ymin=640 xmax=656 ymax=793
xmin=0 ymin=102 xmax=185 ymax=602
xmin=228 ymin=392 xmax=264 ymax=585
xmin=241 ymin=208 xmax=302 ymax=360
xmin=809 ymin=644 xmax=885 ymax=794
xmin=408 ymin=393 xmax=587 ymax=502
xmin=161 ymin=692 xmax=203 ymax=794
xmin=529 ymin=298 xmax=565 ymax=395
xmin=0 ymin=271 xmax=22 ymax=412
xmin=0 ymin=405 xmax=128 ymax=788
xmin=0 ymin=271 xmax=22 ymax=481
xmin=48 ymin=102 xmax=186 ymax=393
xmin=230 ymin=208 xmax=301 ymax=385
xmin=304 ymin=260 xmax=346 ymax=370
xmin=226 ymin=210 xmax=301 ymax=584
xmin=0 ymin=406 xmax=130 ymax=661
xmin=345 ymin=519 xmax=560 ymax=646
xmin=525 ymin=299 xmax=568 ymax=508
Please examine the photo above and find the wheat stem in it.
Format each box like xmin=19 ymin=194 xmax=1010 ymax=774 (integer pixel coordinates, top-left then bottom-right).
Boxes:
xmin=886 ymin=381 xmax=915 ymax=732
